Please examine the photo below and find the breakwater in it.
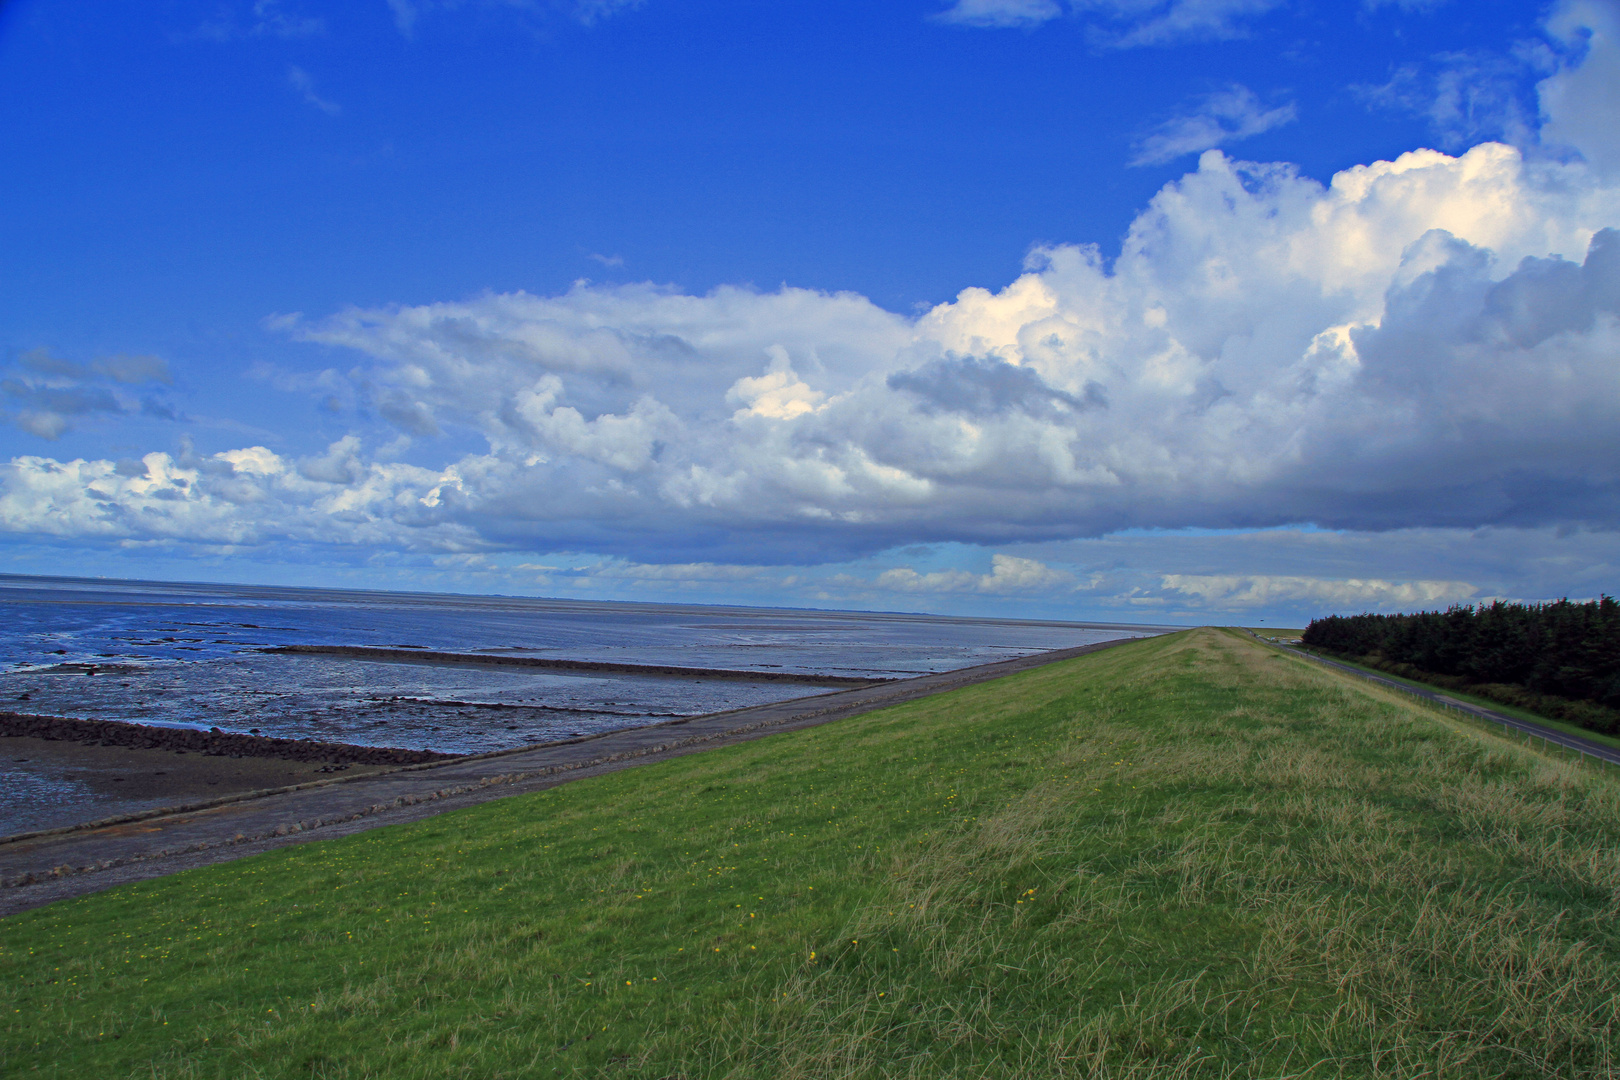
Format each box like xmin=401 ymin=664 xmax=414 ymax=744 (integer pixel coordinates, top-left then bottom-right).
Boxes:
xmin=261 ymin=644 xmax=893 ymax=686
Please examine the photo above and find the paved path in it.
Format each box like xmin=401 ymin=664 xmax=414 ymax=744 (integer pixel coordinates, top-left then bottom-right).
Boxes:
xmin=0 ymin=637 xmax=1138 ymax=917
xmin=1269 ymin=637 xmax=1620 ymax=768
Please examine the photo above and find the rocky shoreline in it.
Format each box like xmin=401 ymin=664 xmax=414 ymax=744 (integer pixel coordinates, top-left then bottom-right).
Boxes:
xmin=0 ymin=711 xmax=458 ymax=766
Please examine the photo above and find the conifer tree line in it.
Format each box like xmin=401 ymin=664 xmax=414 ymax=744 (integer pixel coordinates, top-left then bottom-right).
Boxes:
xmin=1302 ymin=597 xmax=1620 ymax=734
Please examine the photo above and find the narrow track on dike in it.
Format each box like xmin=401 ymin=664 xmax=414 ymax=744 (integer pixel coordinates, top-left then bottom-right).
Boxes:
xmin=1257 ymin=633 xmax=1620 ymax=769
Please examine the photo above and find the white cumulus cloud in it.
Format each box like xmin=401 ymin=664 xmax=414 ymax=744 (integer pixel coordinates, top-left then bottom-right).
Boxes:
xmin=6 ymin=142 xmax=1620 ymax=563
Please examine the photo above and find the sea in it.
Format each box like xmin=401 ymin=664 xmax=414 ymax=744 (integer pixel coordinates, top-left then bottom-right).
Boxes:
xmin=0 ymin=574 xmax=1171 ymax=835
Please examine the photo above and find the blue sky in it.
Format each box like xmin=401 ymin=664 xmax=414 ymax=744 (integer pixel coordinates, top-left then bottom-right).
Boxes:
xmin=1 ymin=0 xmax=1617 ymax=625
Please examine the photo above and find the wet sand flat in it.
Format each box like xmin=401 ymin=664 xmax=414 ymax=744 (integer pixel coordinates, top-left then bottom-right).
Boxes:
xmin=1 ymin=735 xmax=397 ymax=834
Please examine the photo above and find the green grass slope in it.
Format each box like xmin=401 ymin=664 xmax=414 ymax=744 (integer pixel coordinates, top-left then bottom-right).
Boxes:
xmin=1297 ymin=648 xmax=1620 ymax=754
xmin=5 ymin=629 xmax=1619 ymax=1078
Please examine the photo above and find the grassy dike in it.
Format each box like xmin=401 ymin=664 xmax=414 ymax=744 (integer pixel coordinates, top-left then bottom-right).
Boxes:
xmin=4 ymin=629 xmax=1619 ymax=1078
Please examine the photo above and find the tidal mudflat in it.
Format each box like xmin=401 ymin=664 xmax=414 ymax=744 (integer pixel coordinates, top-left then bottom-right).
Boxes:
xmin=0 ymin=574 xmax=1163 ymax=835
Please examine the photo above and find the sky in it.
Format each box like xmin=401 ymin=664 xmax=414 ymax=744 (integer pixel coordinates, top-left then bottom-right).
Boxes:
xmin=1 ymin=0 xmax=1617 ymax=626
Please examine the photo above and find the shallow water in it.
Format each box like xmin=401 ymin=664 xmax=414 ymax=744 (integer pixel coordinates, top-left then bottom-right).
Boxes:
xmin=0 ymin=765 xmax=97 ymax=837
xmin=0 ymin=574 xmax=1171 ymax=834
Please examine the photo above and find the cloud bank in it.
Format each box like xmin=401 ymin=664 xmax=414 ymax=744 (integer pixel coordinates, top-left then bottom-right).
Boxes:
xmin=1159 ymin=573 xmax=1477 ymax=610
xmin=4 ymin=3 xmax=1620 ymax=589
xmin=6 ymin=142 xmax=1620 ymax=562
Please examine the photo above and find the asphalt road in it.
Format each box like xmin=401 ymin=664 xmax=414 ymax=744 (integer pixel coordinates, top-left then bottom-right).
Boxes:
xmin=1271 ymin=638 xmax=1620 ymax=768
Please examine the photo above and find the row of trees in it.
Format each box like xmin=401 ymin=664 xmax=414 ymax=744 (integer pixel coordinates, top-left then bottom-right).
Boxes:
xmin=1301 ymin=597 xmax=1620 ymax=732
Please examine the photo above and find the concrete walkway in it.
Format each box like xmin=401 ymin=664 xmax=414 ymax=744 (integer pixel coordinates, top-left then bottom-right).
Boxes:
xmin=0 ymin=637 xmax=1137 ymax=917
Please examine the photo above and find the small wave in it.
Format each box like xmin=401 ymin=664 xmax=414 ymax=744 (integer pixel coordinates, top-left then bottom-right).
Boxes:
xmin=371 ymin=696 xmax=696 ymax=718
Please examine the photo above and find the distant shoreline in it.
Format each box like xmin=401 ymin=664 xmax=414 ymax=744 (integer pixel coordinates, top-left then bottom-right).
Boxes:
xmin=260 ymin=644 xmax=894 ymax=687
